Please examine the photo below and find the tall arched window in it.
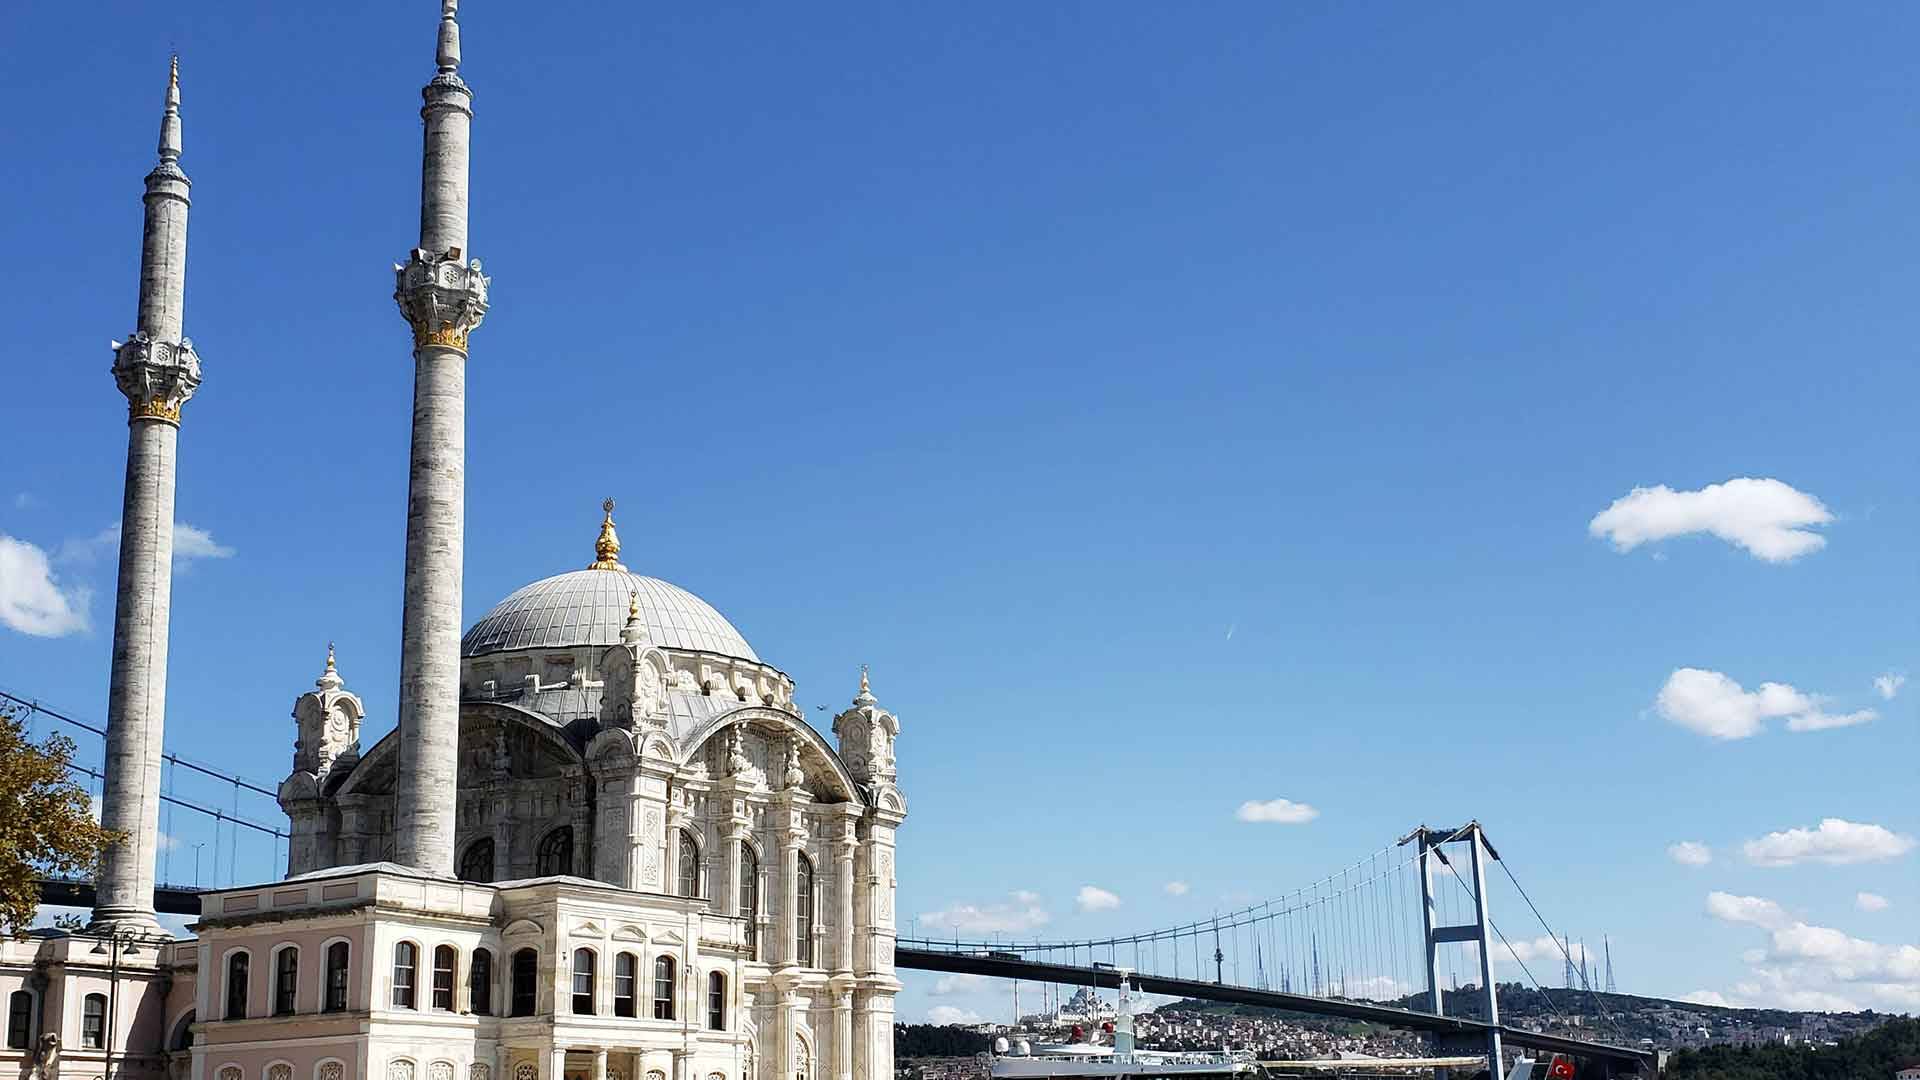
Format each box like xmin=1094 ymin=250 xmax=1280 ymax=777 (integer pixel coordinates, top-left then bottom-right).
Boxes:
xmin=795 ymin=852 xmax=816 ymax=967
xmin=613 ymin=952 xmax=637 ymax=1018
xmin=652 ymin=956 xmax=676 ymax=1020
xmin=273 ymin=946 xmax=299 ymax=1015
xmin=707 ymin=971 xmax=726 ymax=1031
xmin=469 ymin=948 xmax=493 ymax=1016
xmin=510 ymin=949 xmax=538 ymax=1017
xmin=392 ymin=942 xmax=418 ymax=1009
xmin=677 ymin=831 xmax=700 ymax=898
xmin=432 ymin=945 xmax=457 ymax=1011
xmin=81 ymin=994 xmax=106 ymax=1049
xmin=6 ymin=990 xmax=32 ymax=1050
xmin=739 ymin=846 xmax=759 ymax=960
xmin=571 ymin=948 xmax=596 ymax=1015
xmin=324 ymin=942 xmax=350 ymax=1012
xmin=225 ymin=952 xmax=250 ymax=1020
xmin=459 ymin=839 xmax=495 ymax=883
xmin=537 ymin=828 xmax=574 ymax=876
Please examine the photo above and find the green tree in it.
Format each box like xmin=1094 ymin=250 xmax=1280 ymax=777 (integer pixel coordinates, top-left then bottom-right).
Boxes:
xmin=0 ymin=703 xmax=119 ymax=934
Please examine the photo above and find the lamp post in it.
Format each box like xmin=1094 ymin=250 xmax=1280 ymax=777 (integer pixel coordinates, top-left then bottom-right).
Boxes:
xmin=90 ymin=930 xmax=143 ymax=1080
xmin=192 ymin=843 xmax=206 ymax=888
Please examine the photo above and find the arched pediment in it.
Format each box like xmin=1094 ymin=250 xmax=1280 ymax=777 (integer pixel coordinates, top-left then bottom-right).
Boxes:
xmin=501 ymin=919 xmax=543 ymax=938
xmin=335 ymin=701 xmax=583 ymax=797
xmin=680 ymin=706 xmax=865 ymax=804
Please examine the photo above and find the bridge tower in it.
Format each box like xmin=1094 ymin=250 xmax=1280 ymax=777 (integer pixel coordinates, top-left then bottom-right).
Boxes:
xmin=1404 ymin=823 xmax=1503 ymax=1076
xmin=93 ymin=56 xmax=204 ymax=936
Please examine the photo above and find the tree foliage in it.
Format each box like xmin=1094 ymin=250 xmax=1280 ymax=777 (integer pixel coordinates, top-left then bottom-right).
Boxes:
xmin=894 ymin=1024 xmax=990 ymax=1058
xmin=1663 ymin=1018 xmax=1920 ymax=1080
xmin=0 ymin=703 xmax=118 ymax=934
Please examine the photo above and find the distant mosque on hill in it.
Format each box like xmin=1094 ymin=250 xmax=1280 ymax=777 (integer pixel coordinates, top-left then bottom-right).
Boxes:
xmin=0 ymin=9 xmax=910 ymax=1080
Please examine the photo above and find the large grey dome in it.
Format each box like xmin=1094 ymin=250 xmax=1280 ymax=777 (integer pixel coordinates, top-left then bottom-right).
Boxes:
xmin=461 ymin=569 xmax=758 ymax=661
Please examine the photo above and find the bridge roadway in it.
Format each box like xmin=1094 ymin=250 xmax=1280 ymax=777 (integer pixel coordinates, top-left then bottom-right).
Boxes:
xmin=33 ymin=882 xmax=1652 ymax=1074
xmin=896 ymin=947 xmax=1656 ymax=1076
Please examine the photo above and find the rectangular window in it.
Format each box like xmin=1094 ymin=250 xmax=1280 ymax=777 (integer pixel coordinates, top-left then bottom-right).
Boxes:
xmin=324 ymin=943 xmax=350 ymax=1012
xmin=707 ymin=972 xmax=725 ymax=1031
xmin=392 ymin=943 xmax=417 ymax=1009
xmin=652 ymin=957 xmax=675 ymax=1021
xmin=511 ymin=950 xmax=538 ymax=1017
xmin=432 ymin=947 xmax=456 ymax=1011
xmin=7 ymin=992 xmax=32 ymax=1050
xmin=572 ymin=950 xmax=595 ymax=1015
xmin=274 ymin=948 xmax=299 ymax=1015
xmin=81 ymin=995 xmax=105 ymax=1050
xmin=613 ymin=953 xmax=636 ymax=1018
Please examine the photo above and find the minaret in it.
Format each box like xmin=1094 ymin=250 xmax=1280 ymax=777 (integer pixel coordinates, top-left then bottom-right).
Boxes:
xmin=93 ymin=57 xmax=203 ymax=934
xmin=391 ymin=0 xmax=488 ymax=875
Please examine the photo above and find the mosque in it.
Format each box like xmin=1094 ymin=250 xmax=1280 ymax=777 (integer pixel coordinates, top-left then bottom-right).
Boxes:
xmin=0 ymin=8 xmax=908 ymax=1080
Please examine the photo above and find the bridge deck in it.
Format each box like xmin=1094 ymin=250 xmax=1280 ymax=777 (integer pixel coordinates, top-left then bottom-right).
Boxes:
xmin=895 ymin=948 xmax=1654 ymax=1074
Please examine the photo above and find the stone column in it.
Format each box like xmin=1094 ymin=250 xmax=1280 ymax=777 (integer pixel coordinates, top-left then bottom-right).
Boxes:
xmin=94 ymin=57 xmax=202 ymax=936
xmin=831 ymin=991 xmax=852 ymax=1080
xmin=548 ymin=1046 xmax=567 ymax=1080
xmin=392 ymin=0 xmax=489 ymax=876
xmin=591 ymin=1049 xmax=606 ymax=1080
xmin=832 ymin=818 xmax=857 ymax=973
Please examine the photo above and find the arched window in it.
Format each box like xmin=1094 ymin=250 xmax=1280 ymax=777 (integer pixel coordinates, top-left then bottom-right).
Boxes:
xmin=537 ymin=827 xmax=573 ymax=876
xmin=459 ymin=839 xmax=495 ymax=883
xmin=652 ymin=955 xmax=676 ymax=1021
xmin=795 ymin=853 xmax=816 ymax=967
xmin=81 ymin=994 xmax=106 ymax=1049
xmin=273 ymin=946 xmax=299 ymax=1015
xmin=392 ymin=942 xmax=418 ymax=1009
xmin=677 ymin=831 xmax=700 ymax=898
xmin=707 ymin=971 xmax=725 ymax=1031
xmin=571 ymin=948 xmax=595 ymax=1015
xmin=614 ymin=953 xmax=638 ymax=1018
xmin=469 ymin=948 xmax=493 ymax=1016
xmin=510 ymin=949 xmax=538 ymax=1017
xmin=168 ymin=1009 xmax=195 ymax=1052
xmin=225 ymin=952 xmax=250 ymax=1020
xmin=6 ymin=990 xmax=32 ymax=1050
xmin=738 ymin=845 xmax=759 ymax=960
xmin=324 ymin=942 xmax=350 ymax=1012
xmin=431 ymin=945 xmax=457 ymax=1011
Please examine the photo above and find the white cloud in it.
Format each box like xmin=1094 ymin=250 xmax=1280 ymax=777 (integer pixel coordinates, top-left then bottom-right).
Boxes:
xmin=1874 ymin=673 xmax=1906 ymax=701
xmin=1668 ymin=841 xmax=1713 ymax=867
xmin=0 ymin=535 xmax=91 ymax=637
xmin=1499 ymin=935 xmax=1590 ymax=971
xmin=60 ymin=521 xmax=235 ymax=568
xmin=1706 ymin=892 xmax=1791 ymax=930
xmin=1236 ymin=798 xmax=1319 ymax=824
xmin=1654 ymin=668 xmax=1875 ymax=740
xmin=925 ymin=1006 xmax=986 ymax=1026
xmin=1681 ymin=990 xmax=1735 ymax=1008
xmin=1743 ymin=819 xmax=1915 ymax=867
xmin=1858 ymin=892 xmax=1891 ymax=913
xmin=919 ymin=891 xmax=1050 ymax=935
xmin=1075 ymin=886 xmax=1121 ymax=913
xmin=931 ymin=974 xmax=989 ymax=996
xmin=1163 ymin=881 xmax=1190 ymax=896
xmin=1588 ymin=477 xmax=1833 ymax=562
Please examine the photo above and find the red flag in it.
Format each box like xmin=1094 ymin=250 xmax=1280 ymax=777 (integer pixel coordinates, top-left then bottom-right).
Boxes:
xmin=1548 ymin=1056 xmax=1576 ymax=1079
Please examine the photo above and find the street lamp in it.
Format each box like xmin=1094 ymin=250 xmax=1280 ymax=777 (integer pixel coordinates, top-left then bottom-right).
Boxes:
xmin=192 ymin=842 xmax=206 ymax=887
xmin=90 ymin=930 xmax=143 ymax=1080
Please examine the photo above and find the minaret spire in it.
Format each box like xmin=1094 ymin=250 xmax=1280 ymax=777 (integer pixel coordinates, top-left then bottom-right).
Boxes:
xmin=94 ymin=56 xmax=203 ymax=934
xmin=391 ymin=0 xmax=489 ymax=876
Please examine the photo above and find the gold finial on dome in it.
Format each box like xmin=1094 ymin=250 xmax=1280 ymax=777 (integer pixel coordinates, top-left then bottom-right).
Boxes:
xmin=628 ymin=590 xmax=640 ymax=621
xmin=860 ymin=664 xmax=870 ymax=694
xmin=326 ymin=641 xmax=337 ymax=673
xmin=588 ymin=497 xmax=626 ymax=571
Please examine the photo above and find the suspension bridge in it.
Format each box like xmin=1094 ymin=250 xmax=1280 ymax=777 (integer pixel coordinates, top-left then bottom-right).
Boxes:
xmin=5 ymin=686 xmax=1656 ymax=1076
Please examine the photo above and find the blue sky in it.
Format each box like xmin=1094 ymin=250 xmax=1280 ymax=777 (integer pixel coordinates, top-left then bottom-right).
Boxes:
xmin=1 ymin=2 xmax=1915 ymax=1023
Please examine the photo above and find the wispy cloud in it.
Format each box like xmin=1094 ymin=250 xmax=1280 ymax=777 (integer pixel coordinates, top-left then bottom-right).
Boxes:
xmin=920 ymin=890 xmax=1050 ymax=935
xmin=1164 ymin=880 xmax=1190 ymax=896
xmin=1874 ymin=673 xmax=1906 ymax=701
xmin=0 ymin=534 xmax=91 ymax=637
xmin=1699 ymin=890 xmax=1920 ymax=1011
xmin=1588 ymin=477 xmax=1833 ymax=562
xmin=931 ymin=974 xmax=989 ymax=996
xmin=1075 ymin=885 xmax=1121 ymax=913
xmin=1857 ymin=892 xmax=1890 ymax=913
xmin=1743 ymin=819 xmax=1915 ymax=867
xmin=1236 ymin=798 xmax=1319 ymax=825
xmin=60 ymin=521 xmax=235 ymax=569
xmin=1667 ymin=841 xmax=1713 ymax=867
xmin=1654 ymin=668 xmax=1875 ymax=740
xmin=926 ymin=1005 xmax=986 ymax=1025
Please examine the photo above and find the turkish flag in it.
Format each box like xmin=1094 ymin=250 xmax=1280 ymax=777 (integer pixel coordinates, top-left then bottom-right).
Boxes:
xmin=1548 ymin=1057 xmax=1576 ymax=1079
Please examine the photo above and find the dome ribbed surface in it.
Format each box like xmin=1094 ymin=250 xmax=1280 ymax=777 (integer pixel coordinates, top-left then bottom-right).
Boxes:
xmin=461 ymin=569 xmax=757 ymax=661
